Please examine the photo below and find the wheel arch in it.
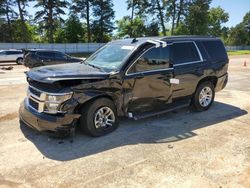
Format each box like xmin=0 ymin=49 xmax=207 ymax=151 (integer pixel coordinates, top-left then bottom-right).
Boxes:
xmin=74 ymin=93 xmax=119 ymax=115
xmin=197 ymin=76 xmax=218 ymax=88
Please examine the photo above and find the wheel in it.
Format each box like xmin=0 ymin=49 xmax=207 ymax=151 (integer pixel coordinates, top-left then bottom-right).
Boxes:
xmin=16 ymin=58 xmax=23 ymax=65
xmin=80 ymin=98 xmax=119 ymax=137
xmin=191 ymin=81 xmax=215 ymax=112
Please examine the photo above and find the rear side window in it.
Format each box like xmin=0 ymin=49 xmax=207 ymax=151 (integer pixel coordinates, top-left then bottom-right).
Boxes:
xmin=202 ymin=40 xmax=227 ymax=61
xmin=36 ymin=52 xmax=55 ymax=58
xmin=6 ymin=51 xmax=22 ymax=55
xmin=128 ymin=46 xmax=170 ymax=74
xmin=172 ymin=42 xmax=201 ymax=64
xmin=54 ymin=52 xmax=67 ymax=59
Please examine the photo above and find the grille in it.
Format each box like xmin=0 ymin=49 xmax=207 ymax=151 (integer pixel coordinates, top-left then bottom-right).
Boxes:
xmin=29 ymin=86 xmax=41 ymax=97
xmin=28 ymin=98 xmax=39 ymax=111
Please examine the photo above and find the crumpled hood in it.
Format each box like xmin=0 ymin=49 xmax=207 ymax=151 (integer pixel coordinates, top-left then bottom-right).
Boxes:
xmin=26 ymin=63 xmax=110 ymax=83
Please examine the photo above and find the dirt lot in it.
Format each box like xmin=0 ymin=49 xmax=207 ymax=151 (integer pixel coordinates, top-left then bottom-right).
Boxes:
xmin=0 ymin=56 xmax=250 ymax=188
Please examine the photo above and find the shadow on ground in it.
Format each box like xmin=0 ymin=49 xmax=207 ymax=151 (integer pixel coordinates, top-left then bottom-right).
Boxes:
xmin=20 ymin=101 xmax=247 ymax=161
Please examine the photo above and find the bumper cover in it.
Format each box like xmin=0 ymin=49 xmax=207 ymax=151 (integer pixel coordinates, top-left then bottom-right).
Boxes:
xmin=19 ymin=99 xmax=80 ymax=134
xmin=215 ymin=73 xmax=228 ymax=92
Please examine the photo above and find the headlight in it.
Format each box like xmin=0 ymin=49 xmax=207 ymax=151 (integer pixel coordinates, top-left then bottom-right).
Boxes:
xmin=46 ymin=93 xmax=73 ymax=103
xmin=44 ymin=92 xmax=73 ymax=114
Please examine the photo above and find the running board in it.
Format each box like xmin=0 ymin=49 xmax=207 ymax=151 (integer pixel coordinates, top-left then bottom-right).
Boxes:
xmin=132 ymin=104 xmax=189 ymax=120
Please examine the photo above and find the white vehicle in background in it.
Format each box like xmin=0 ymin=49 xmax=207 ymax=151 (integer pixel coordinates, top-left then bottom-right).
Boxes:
xmin=0 ymin=50 xmax=24 ymax=65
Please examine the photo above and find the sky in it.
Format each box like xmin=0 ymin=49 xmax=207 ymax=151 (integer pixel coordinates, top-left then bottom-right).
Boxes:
xmin=113 ymin=0 xmax=250 ymax=28
xmin=25 ymin=0 xmax=250 ymax=28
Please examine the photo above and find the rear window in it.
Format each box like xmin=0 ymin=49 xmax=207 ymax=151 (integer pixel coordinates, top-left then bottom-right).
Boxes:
xmin=172 ymin=42 xmax=201 ymax=64
xmin=202 ymin=40 xmax=227 ymax=61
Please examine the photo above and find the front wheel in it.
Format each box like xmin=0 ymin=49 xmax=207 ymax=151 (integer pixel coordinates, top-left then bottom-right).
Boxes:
xmin=191 ymin=81 xmax=215 ymax=112
xmin=80 ymin=98 xmax=119 ymax=137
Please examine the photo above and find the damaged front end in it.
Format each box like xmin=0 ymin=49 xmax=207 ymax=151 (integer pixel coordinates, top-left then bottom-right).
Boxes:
xmin=19 ymin=64 xmax=123 ymax=136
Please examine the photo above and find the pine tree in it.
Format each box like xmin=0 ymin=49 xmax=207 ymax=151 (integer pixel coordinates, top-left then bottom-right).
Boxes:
xmin=91 ymin=0 xmax=115 ymax=42
xmin=34 ymin=0 xmax=68 ymax=43
xmin=71 ymin=0 xmax=92 ymax=42
xmin=0 ymin=0 xmax=17 ymax=42
xmin=186 ymin=0 xmax=211 ymax=35
xmin=16 ymin=0 xmax=32 ymax=42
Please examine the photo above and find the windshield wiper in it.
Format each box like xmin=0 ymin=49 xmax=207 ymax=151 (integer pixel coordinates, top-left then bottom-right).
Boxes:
xmin=84 ymin=62 xmax=103 ymax=71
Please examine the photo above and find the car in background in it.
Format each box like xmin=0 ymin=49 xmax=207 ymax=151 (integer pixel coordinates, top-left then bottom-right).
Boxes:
xmin=23 ymin=49 xmax=83 ymax=68
xmin=0 ymin=50 xmax=23 ymax=65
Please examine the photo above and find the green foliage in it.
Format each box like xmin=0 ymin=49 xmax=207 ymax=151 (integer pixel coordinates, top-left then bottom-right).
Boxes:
xmin=64 ymin=15 xmax=85 ymax=43
xmin=116 ymin=16 xmax=159 ymax=38
xmin=226 ymin=12 xmax=250 ymax=45
xmin=71 ymin=0 xmax=92 ymax=42
xmin=0 ymin=0 xmax=248 ymax=45
xmin=185 ymin=0 xmax=211 ymax=35
xmin=0 ymin=0 xmax=17 ymax=42
xmin=34 ymin=0 xmax=68 ymax=43
xmin=208 ymin=7 xmax=229 ymax=37
xmin=116 ymin=16 xmax=145 ymax=38
xmin=91 ymin=0 xmax=115 ymax=42
xmin=12 ymin=19 xmax=33 ymax=42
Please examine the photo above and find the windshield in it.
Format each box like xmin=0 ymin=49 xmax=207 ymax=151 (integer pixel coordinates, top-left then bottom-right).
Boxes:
xmin=85 ymin=44 xmax=135 ymax=72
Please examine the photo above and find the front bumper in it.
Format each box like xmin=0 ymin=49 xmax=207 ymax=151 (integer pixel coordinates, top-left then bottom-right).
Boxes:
xmin=19 ymin=99 xmax=80 ymax=135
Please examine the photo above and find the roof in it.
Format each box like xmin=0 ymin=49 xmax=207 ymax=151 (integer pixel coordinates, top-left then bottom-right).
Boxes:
xmin=23 ymin=49 xmax=61 ymax=52
xmin=111 ymin=35 xmax=219 ymax=47
xmin=0 ymin=49 xmax=22 ymax=52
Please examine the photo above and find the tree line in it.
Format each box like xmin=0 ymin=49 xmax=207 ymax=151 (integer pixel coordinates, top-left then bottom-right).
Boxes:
xmin=0 ymin=0 xmax=249 ymax=45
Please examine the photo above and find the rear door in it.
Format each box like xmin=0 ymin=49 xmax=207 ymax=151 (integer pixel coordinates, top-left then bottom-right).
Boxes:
xmin=124 ymin=45 xmax=173 ymax=114
xmin=171 ymin=41 xmax=204 ymax=101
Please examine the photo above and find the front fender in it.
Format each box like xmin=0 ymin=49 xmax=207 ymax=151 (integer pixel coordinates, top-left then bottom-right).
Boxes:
xmin=63 ymin=78 xmax=124 ymax=116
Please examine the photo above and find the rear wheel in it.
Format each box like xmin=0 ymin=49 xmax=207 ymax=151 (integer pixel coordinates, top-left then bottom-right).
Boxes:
xmin=16 ymin=58 xmax=23 ymax=65
xmin=80 ymin=98 xmax=119 ymax=137
xmin=191 ymin=81 xmax=215 ymax=112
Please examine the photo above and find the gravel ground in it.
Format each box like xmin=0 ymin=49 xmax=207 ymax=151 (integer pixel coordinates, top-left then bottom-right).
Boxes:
xmin=0 ymin=55 xmax=250 ymax=188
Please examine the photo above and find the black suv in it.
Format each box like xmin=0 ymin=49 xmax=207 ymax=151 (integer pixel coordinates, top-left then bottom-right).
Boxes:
xmin=23 ymin=49 xmax=83 ymax=68
xmin=19 ymin=36 xmax=228 ymax=137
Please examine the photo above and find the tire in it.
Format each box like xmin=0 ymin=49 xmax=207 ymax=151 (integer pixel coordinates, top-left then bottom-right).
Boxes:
xmin=191 ymin=81 xmax=215 ymax=112
xmin=79 ymin=98 xmax=119 ymax=137
xmin=16 ymin=58 xmax=23 ymax=65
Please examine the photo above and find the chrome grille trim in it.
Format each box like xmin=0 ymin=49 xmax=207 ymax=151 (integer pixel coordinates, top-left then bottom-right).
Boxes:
xmin=27 ymin=87 xmax=45 ymax=113
xmin=27 ymin=85 xmax=72 ymax=114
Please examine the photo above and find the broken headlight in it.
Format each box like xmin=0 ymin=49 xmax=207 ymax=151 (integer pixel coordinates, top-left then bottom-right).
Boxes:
xmin=44 ymin=92 xmax=73 ymax=114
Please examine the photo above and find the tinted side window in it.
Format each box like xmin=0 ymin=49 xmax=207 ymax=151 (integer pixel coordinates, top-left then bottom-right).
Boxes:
xmin=202 ymin=40 xmax=227 ymax=61
xmin=36 ymin=52 xmax=55 ymax=58
xmin=128 ymin=46 xmax=170 ymax=74
xmin=7 ymin=51 xmax=22 ymax=55
xmin=172 ymin=42 xmax=200 ymax=64
xmin=54 ymin=52 xmax=67 ymax=59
